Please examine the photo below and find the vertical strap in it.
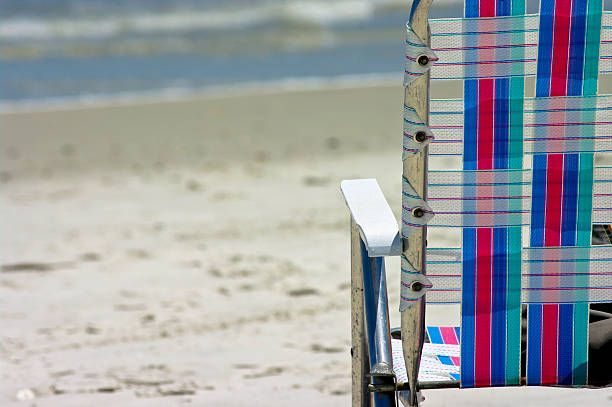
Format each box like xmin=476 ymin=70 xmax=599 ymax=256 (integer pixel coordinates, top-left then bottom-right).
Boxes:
xmin=527 ymin=0 xmax=602 ymax=386
xmin=460 ymin=0 xmax=525 ymax=388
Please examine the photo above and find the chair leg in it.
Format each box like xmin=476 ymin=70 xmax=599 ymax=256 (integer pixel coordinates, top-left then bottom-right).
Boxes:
xmin=401 ymin=0 xmax=433 ymax=403
xmin=362 ymin=251 xmax=396 ymax=407
xmin=351 ymin=219 xmax=370 ymax=407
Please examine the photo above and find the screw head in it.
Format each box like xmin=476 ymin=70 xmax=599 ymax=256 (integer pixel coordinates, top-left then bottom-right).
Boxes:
xmin=411 ymin=281 xmax=423 ymax=292
xmin=417 ymin=55 xmax=429 ymax=66
xmin=412 ymin=207 xmax=425 ymax=218
xmin=414 ymin=131 xmax=427 ymax=143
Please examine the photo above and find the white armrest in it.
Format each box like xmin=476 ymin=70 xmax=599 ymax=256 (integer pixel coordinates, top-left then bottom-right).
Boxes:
xmin=340 ymin=179 xmax=401 ymax=257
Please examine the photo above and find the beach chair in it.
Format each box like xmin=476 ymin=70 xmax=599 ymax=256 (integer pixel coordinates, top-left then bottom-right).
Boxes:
xmin=341 ymin=0 xmax=612 ymax=405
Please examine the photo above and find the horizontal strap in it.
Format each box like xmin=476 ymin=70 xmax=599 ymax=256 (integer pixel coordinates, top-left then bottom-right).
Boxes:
xmin=429 ymin=95 xmax=612 ymax=156
xmin=526 ymin=96 xmax=612 ymax=154
xmin=429 ymin=99 xmax=464 ymax=156
xmin=421 ymin=13 xmax=612 ymax=80
xmin=419 ymin=357 xmax=460 ymax=375
xmin=429 ymin=14 xmax=537 ymax=80
xmin=522 ymin=245 xmax=612 ymax=304
xmin=403 ymin=105 xmax=434 ymax=156
xmin=426 ymin=248 xmax=462 ymax=304
xmin=400 ymin=255 xmax=433 ymax=311
xmin=422 ymin=343 xmax=461 ymax=359
xmin=426 ymin=245 xmax=612 ymax=305
xmin=401 ymin=177 xmax=435 ymax=236
xmin=427 ymin=170 xmax=531 ymax=228
xmin=404 ymin=24 xmax=438 ymax=85
xmin=594 ymin=167 xmax=612 ymax=224
xmin=599 ymin=14 xmax=612 ymax=74
xmin=425 ymin=168 xmax=611 ymax=228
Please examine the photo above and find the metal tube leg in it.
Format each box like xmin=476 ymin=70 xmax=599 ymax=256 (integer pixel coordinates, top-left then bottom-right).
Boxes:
xmin=371 ymin=258 xmax=394 ymax=375
xmin=351 ymin=219 xmax=370 ymax=407
xmin=362 ymin=253 xmax=395 ymax=407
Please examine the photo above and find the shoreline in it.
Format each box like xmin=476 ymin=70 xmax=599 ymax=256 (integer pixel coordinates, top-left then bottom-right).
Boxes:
xmin=0 ymin=80 xmax=406 ymax=181
xmin=0 ymin=73 xmax=401 ymax=115
xmin=2 ymin=78 xmax=608 ymax=183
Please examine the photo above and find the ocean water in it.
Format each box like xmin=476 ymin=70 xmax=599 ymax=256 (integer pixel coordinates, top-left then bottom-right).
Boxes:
xmin=0 ymin=0 xmax=465 ymax=110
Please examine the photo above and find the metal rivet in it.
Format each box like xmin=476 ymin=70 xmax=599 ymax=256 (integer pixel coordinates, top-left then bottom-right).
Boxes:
xmin=412 ymin=207 xmax=425 ymax=218
xmin=415 ymin=131 xmax=427 ymax=143
xmin=411 ymin=281 xmax=423 ymax=292
xmin=417 ymin=55 xmax=429 ymax=66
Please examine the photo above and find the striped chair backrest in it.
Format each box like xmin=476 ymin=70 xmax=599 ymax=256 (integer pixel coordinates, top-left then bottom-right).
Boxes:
xmin=403 ymin=0 xmax=612 ymax=388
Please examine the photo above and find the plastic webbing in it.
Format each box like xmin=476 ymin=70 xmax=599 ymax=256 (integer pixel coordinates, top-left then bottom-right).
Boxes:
xmin=428 ymin=95 xmax=612 ymax=156
xmin=425 ymin=169 xmax=611 ymax=306
xmin=403 ymin=105 xmax=435 ymax=157
xmin=426 ymin=248 xmax=462 ymax=304
xmin=425 ymin=167 xmax=612 ymax=227
xmin=522 ymin=245 xmax=612 ymax=304
xmin=392 ymin=339 xmax=461 ymax=383
xmin=413 ymin=13 xmax=612 ymax=80
xmin=601 ymin=16 xmax=612 ymax=73
xmin=401 ymin=176 xmax=435 ymax=234
xmin=426 ymin=326 xmax=461 ymax=350
xmin=527 ymin=96 xmax=608 ymax=154
xmin=427 ymin=245 xmax=612 ymax=305
xmin=458 ymin=0 xmax=524 ymax=389
xmin=526 ymin=0 xmax=603 ymax=387
xmin=594 ymin=167 xmax=612 ymax=224
xmin=427 ymin=170 xmax=530 ymax=227
xmin=404 ymin=24 xmax=439 ymax=86
xmin=426 ymin=327 xmax=461 ymax=381
xmin=430 ymin=14 xmax=535 ymax=80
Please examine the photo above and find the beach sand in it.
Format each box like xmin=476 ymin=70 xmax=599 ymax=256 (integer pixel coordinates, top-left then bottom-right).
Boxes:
xmin=1 ymin=84 xmax=611 ymax=406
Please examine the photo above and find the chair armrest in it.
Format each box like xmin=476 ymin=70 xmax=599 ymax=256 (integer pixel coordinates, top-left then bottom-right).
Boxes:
xmin=340 ymin=179 xmax=402 ymax=257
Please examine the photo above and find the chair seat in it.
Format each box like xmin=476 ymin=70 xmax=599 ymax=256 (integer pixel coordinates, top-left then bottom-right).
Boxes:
xmin=392 ymin=326 xmax=461 ymax=384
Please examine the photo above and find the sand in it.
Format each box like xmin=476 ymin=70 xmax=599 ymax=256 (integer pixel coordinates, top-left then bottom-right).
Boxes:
xmin=1 ymin=84 xmax=611 ymax=406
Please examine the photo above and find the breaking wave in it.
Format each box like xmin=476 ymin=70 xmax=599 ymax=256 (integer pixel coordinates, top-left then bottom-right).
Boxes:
xmin=0 ymin=72 xmax=400 ymax=113
xmin=1 ymin=0 xmax=421 ymax=41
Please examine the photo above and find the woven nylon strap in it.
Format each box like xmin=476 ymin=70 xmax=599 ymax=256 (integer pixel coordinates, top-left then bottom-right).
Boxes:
xmin=420 ymin=168 xmax=612 ymax=228
xmin=454 ymin=0 xmax=526 ymax=388
xmin=406 ymin=13 xmax=612 ymax=80
xmin=426 ymin=245 xmax=612 ymax=305
xmin=428 ymin=95 xmax=612 ymax=156
xmin=411 ymin=0 xmax=611 ymax=389
xmin=525 ymin=0 xmax=604 ymax=386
